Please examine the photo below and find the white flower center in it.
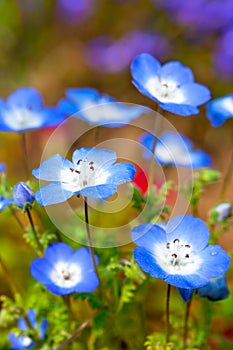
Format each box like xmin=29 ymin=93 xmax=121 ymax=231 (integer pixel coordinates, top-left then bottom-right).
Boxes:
xmin=81 ymin=99 xmax=121 ymax=123
xmin=145 ymin=77 xmax=185 ymax=103
xmin=50 ymin=261 xmax=82 ymax=288
xmin=156 ymin=142 xmax=191 ymax=165
xmin=221 ymin=96 xmax=233 ymax=113
xmin=3 ymin=108 xmax=42 ymax=130
xmin=61 ymin=158 xmax=110 ymax=192
xmin=21 ymin=335 xmax=33 ymax=347
xmin=155 ymin=238 xmax=202 ymax=275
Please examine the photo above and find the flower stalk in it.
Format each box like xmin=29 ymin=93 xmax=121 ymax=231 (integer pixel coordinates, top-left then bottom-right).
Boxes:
xmin=84 ymin=197 xmax=100 ymax=282
xmin=166 ymin=283 xmax=171 ymax=344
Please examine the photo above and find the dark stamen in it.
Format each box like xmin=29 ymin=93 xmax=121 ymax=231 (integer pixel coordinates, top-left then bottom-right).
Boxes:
xmin=166 ymin=242 xmax=170 ymax=249
xmin=185 ymin=244 xmax=190 ymax=248
xmin=172 ymin=253 xmax=177 ymax=258
xmin=185 ymin=254 xmax=189 ymax=258
xmin=173 ymin=238 xmax=179 ymax=244
xmin=77 ymin=159 xmax=82 ymax=165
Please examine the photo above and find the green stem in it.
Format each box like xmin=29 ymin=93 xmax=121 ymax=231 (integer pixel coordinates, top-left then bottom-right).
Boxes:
xmin=148 ymin=107 xmax=163 ymax=193
xmin=25 ymin=207 xmax=43 ymax=253
xmin=84 ymin=197 xmax=100 ymax=282
xmin=220 ymin=149 xmax=233 ymax=200
xmin=21 ymin=133 xmax=29 ymax=178
xmin=166 ymin=284 xmax=171 ymax=344
xmin=183 ymin=294 xmax=193 ymax=349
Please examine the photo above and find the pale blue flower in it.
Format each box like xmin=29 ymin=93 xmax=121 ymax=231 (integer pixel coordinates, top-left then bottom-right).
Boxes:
xmin=206 ymin=94 xmax=233 ymax=127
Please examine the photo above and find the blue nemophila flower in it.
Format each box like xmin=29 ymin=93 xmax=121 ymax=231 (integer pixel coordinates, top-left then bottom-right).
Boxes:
xmin=0 ymin=196 xmax=14 ymax=212
xmin=13 ymin=182 xmax=35 ymax=208
xmin=206 ymin=94 xmax=233 ymax=127
xmin=8 ymin=309 xmax=48 ymax=349
xmin=0 ymin=87 xmax=65 ymax=132
xmin=209 ymin=202 xmax=232 ymax=222
xmin=131 ymin=215 xmax=230 ymax=289
xmin=130 ymin=53 xmax=210 ymax=116
xmin=140 ymin=131 xmax=212 ymax=168
xmin=58 ymin=88 xmax=147 ymax=127
xmin=0 ymin=162 xmax=6 ymax=172
xmin=198 ymin=274 xmax=230 ymax=301
xmin=33 ymin=147 xmax=136 ymax=206
xmin=31 ymin=243 xmax=99 ymax=295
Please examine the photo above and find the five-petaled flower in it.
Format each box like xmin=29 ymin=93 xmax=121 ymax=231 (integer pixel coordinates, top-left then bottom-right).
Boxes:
xmin=140 ymin=131 xmax=212 ymax=168
xmin=8 ymin=309 xmax=47 ymax=350
xmin=131 ymin=215 xmax=230 ymax=289
xmin=0 ymin=87 xmax=65 ymax=132
xmin=32 ymin=147 xmax=136 ymax=206
xmin=58 ymin=87 xmax=148 ymax=127
xmin=130 ymin=53 xmax=210 ymax=116
xmin=206 ymin=94 xmax=233 ymax=127
xmin=30 ymin=243 xmax=99 ymax=295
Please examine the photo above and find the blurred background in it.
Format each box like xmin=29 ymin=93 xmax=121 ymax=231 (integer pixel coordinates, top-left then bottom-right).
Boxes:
xmin=0 ymin=0 xmax=233 ymax=348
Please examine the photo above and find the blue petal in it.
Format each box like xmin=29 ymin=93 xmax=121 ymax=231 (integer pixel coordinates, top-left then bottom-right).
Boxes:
xmin=131 ymin=53 xmax=161 ymax=88
xmin=159 ymin=102 xmax=199 ymax=116
xmin=197 ymin=245 xmax=230 ymax=279
xmin=57 ymin=98 xmax=79 ymax=117
xmin=106 ymin=163 xmax=136 ymax=184
xmin=131 ymin=223 xmax=167 ymax=253
xmin=32 ymin=154 xmax=73 ymax=181
xmin=198 ymin=274 xmax=230 ymax=301
xmin=38 ymin=107 xmax=66 ymax=127
xmin=30 ymin=258 xmax=54 ymax=285
xmin=177 ymin=288 xmax=194 ymax=302
xmin=165 ymin=215 xmax=210 ymax=252
xmin=39 ymin=319 xmax=48 ymax=339
xmin=0 ymin=197 xmax=14 ymax=212
xmin=79 ymin=184 xmax=117 ymax=199
xmin=165 ymin=273 xmax=209 ymax=289
xmin=189 ymin=150 xmax=212 ymax=168
xmin=44 ymin=242 xmax=74 ymax=264
xmin=44 ymin=283 xmax=77 ymax=295
xmin=72 ymin=148 xmax=116 ymax=168
xmin=18 ymin=310 xmax=36 ymax=330
xmin=181 ymin=83 xmax=211 ymax=106
xmin=69 ymin=247 xmax=99 ymax=268
xmin=0 ymin=162 xmax=6 ymax=172
xmin=8 ymin=333 xmax=35 ymax=349
xmin=134 ymin=247 xmax=168 ymax=279
xmin=206 ymin=94 xmax=233 ymax=127
xmin=35 ymin=182 xmax=73 ymax=206
xmin=66 ymin=87 xmax=100 ymax=105
xmin=7 ymin=87 xmax=43 ymax=110
xmin=160 ymin=61 xmax=194 ymax=85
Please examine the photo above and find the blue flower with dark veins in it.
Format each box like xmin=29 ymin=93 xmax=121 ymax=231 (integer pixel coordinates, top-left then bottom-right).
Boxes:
xmin=58 ymin=88 xmax=148 ymax=127
xmin=132 ymin=215 xmax=230 ymax=289
xmin=206 ymin=94 xmax=233 ymax=127
xmin=0 ymin=87 xmax=66 ymax=132
xmin=8 ymin=309 xmax=47 ymax=349
xmin=140 ymin=131 xmax=212 ymax=168
xmin=31 ymin=243 xmax=99 ymax=295
xmin=32 ymin=147 xmax=136 ymax=206
xmin=130 ymin=53 xmax=211 ymax=116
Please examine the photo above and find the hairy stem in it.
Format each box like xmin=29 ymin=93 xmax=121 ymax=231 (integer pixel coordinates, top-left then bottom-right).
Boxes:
xmin=183 ymin=294 xmax=193 ymax=349
xmin=56 ymin=316 xmax=94 ymax=350
xmin=25 ymin=207 xmax=43 ymax=253
xmin=166 ymin=284 xmax=171 ymax=344
xmin=84 ymin=197 xmax=100 ymax=282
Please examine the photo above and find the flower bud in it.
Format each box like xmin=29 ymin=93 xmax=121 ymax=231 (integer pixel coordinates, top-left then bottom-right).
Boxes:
xmin=13 ymin=182 xmax=35 ymax=208
xmin=210 ymin=202 xmax=232 ymax=222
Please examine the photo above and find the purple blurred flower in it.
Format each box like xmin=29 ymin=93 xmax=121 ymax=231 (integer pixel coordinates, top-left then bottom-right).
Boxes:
xmin=84 ymin=30 xmax=170 ymax=73
xmin=155 ymin=0 xmax=233 ymax=34
xmin=56 ymin=0 xmax=95 ymax=24
xmin=13 ymin=182 xmax=35 ymax=208
xmin=0 ymin=163 xmax=6 ymax=173
xmin=213 ymin=28 xmax=233 ymax=79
